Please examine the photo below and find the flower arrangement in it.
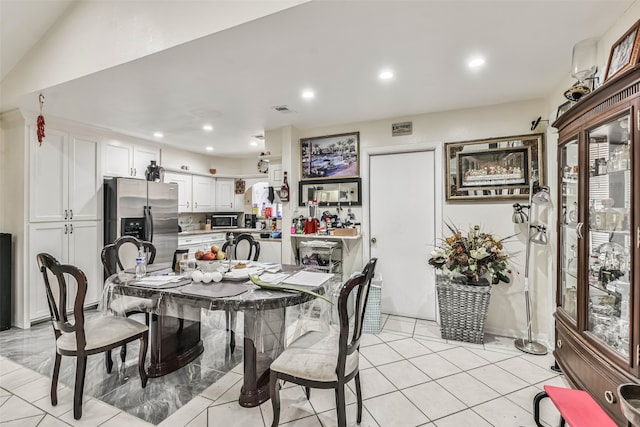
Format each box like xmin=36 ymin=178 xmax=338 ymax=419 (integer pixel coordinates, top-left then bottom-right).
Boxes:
xmin=428 ymin=224 xmax=512 ymax=284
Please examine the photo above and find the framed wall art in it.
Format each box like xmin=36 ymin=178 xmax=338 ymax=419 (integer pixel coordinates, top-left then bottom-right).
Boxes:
xmin=604 ymin=18 xmax=640 ymax=82
xmin=445 ymin=133 xmax=545 ymax=201
xmin=300 ymin=131 xmax=359 ymax=179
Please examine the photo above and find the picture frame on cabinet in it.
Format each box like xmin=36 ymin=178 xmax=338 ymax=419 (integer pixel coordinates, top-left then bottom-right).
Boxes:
xmin=556 ymin=101 xmax=572 ymax=120
xmin=445 ymin=133 xmax=545 ymax=201
xmin=604 ymin=18 xmax=640 ymax=82
xmin=300 ymin=131 xmax=359 ymax=179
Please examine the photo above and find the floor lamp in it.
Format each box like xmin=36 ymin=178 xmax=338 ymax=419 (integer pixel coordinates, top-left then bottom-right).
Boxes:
xmin=512 ymin=179 xmax=550 ymax=355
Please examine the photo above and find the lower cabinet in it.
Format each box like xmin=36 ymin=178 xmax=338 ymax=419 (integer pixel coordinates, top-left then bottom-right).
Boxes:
xmin=28 ymin=221 xmax=101 ymax=321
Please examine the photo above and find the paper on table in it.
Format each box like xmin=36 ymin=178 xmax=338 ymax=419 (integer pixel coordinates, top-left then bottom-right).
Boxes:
xmin=282 ymin=271 xmax=334 ymax=287
xmin=259 ymin=272 xmax=291 ymax=284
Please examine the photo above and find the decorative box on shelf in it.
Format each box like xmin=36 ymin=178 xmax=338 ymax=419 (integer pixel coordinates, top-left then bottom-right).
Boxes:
xmin=330 ymin=228 xmax=358 ymax=236
xmin=435 ymin=274 xmax=491 ymax=344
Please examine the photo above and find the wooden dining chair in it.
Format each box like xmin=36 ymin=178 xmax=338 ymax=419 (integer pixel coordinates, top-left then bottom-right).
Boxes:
xmin=269 ymin=258 xmax=377 ymax=427
xmin=222 ymin=233 xmax=260 ymax=261
xmin=37 ymin=253 xmax=148 ymax=420
xmin=100 ymin=235 xmax=155 ymax=364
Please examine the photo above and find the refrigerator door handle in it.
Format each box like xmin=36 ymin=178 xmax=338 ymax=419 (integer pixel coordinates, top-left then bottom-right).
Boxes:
xmin=145 ymin=206 xmax=154 ymax=242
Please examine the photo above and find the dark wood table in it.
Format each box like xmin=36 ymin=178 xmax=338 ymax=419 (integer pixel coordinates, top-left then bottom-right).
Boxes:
xmin=104 ymin=265 xmax=331 ymax=407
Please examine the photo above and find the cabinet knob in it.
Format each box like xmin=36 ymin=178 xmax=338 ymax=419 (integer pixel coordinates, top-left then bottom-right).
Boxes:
xmin=371 ymin=237 xmax=377 ymax=244
xmin=556 ymin=339 xmax=562 ymax=349
xmin=604 ymin=390 xmax=616 ymax=404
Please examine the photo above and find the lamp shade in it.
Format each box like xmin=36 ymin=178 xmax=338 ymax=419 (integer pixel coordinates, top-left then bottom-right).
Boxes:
xmin=571 ymin=38 xmax=598 ymax=83
xmin=532 ymin=186 xmax=550 ymax=205
xmin=512 ymin=203 xmax=528 ymax=223
xmin=530 ymin=225 xmax=548 ymax=245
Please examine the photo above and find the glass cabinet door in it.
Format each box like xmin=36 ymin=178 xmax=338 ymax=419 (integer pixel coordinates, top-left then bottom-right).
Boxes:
xmin=560 ymin=138 xmax=579 ymax=320
xmin=587 ymin=113 xmax=631 ymax=357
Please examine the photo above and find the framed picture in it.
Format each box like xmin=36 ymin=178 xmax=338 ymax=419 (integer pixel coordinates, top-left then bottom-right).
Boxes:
xmin=445 ymin=133 xmax=545 ymax=201
xmin=300 ymin=132 xmax=359 ymax=179
xmin=604 ymin=19 xmax=640 ymax=81
xmin=556 ymin=101 xmax=572 ymax=120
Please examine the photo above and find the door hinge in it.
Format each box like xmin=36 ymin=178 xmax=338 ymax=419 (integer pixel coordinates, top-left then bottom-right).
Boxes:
xmin=637 ymin=227 xmax=640 ymax=249
xmin=636 ymin=344 xmax=640 ymax=366
xmin=637 ymin=110 xmax=640 ymax=131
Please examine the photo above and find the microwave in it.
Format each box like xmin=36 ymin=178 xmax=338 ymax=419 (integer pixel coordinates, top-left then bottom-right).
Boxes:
xmin=207 ymin=213 xmax=239 ymax=228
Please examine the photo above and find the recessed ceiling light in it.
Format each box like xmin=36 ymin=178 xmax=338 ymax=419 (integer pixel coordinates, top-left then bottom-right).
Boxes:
xmin=202 ymin=124 xmax=213 ymax=131
xmin=379 ymin=70 xmax=394 ymax=80
xmin=153 ymin=132 xmax=164 ymax=138
xmin=468 ymin=57 xmax=486 ymax=68
xmin=301 ymin=90 xmax=315 ymax=99
xmin=250 ymin=141 xmax=258 ymax=147
xmin=205 ymin=146 xmax=214 ymax=151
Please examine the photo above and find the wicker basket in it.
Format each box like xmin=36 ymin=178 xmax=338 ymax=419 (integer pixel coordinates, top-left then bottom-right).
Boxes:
xmin=436 ymin=274 xmax=491 ymax=344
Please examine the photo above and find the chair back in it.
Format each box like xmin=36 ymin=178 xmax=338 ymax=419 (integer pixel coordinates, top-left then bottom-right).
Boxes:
xmin=101 ymin=235 xmax=157 ymax=276
xmin=222 ymin=233 xmax=260 ymax=261
xmin=36 ymin=253 xmax=88 ymax=345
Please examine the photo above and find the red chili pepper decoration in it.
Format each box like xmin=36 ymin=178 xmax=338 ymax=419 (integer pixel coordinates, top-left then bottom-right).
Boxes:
xmin=37 ymin=114 xmax=45 ymax=145
xmin=37 ymin=94 xmax=45 ymax=145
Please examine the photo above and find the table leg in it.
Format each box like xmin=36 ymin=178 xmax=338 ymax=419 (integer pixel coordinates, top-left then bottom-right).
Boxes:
xmin=147 ymin=308 xmax=204 ymax=377
xmin=239 ymin=306 xmax=286 ymax=407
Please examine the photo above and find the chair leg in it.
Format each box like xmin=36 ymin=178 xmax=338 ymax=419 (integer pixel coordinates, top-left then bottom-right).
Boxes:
xmin=305 ymin=386 xmax=311 ymax=400
xmin=269 ymin=373 xmax=281 ymax=427
xmin=355 ymin=372 xmax=363 ymax=424
xmin=120 ymin=344 xmax=127 ymax=363
xmin=335 ymin=384 xmax=347 ymax=427
xmin=533 ymin=391 xmax=548 ymax=427
xmin=105 ymin=350 xmax=113 ymax=373
xmin=51 ymin=353 xmax=62 ymax=406
xmin=139 ymin=333 xmax=149 ymax=388
xmin=73 ymin=356 xmax=87 ymax=420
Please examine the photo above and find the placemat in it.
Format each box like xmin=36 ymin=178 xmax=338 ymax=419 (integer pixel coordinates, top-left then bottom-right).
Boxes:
xmin=127 ymin=277 xmax=191 ymax=289
xmin=179 ymin=282 xmax=250 ymax=298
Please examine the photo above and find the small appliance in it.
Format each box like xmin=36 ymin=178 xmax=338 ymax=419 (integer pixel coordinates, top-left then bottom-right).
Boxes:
xmin=207 ymin=213 xmax=240 ymax=228
xmin=244 ymin=214 xmax=257 ymax=228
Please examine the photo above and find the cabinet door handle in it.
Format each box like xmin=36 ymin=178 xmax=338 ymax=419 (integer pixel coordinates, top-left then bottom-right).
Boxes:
xmin=69 ymin=209 xmax=73 ymax=220
xmin=69 ymin=224 xmax=73 ymax=234
xmin=134 ymin=168 xmax=137 ymax=176
xmin=195 ymin=202 xmax=198 ymax=208
xmin=604 ymin=390 xmax=616 ymax=404
xmin=64 ymin=209 xmax=68 ymax=220
xmin=64 ymin=224 xmax=68 ymax=235
xmin=186 ymin=201 xmax=189 ymax=208
xmin=556 ymin=339 xmax=562 ymax=349
xmin=130 ymin=168 xmax=133 ymax=176
xmin=576 ymin=222 xmax=584 ymax=239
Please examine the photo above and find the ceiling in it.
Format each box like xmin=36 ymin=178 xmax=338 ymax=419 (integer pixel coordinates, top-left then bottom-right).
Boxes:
xmin=1 ymin=1 xmax=634 ymax=157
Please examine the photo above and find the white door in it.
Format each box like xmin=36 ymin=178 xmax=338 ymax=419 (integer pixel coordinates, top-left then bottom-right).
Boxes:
xmin=69 ymin=221 xmax=101 ymax=306
xmin=215 ymin=179 xmax=235 ymax=211
xmin=103 ymin=140 xmax=133 ymax=177
xmin=369 ymin=150 xmax=437 ymax=320
xmin=133 ymin=144 xmax=160 ymax=179
xmin=192 ymin=176 xmax=215 ymax=212
xmin=165 ymin=172 xmax=193 ymax=212
xmin=68 ymin=135 xmax=99 ymax=220
xmin=30 ymin=128 xmax=68 ymax=223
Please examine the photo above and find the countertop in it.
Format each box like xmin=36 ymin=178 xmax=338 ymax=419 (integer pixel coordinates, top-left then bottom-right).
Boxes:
xmin=179 ymin=228 xmax=281 ymax=242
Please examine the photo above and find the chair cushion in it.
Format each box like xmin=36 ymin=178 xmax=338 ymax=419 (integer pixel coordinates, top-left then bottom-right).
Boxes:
xmin=110 ymin=296 xmax=153 ymax=314
xmin=270 ymin=329 xmax=358 ymax=383
xmin=57 ymin=316 xmax=147 ymax=353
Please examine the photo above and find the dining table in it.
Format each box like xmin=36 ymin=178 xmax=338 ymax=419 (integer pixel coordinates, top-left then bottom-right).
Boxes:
xmin=101 ymin=261 xmax=338 ymax=407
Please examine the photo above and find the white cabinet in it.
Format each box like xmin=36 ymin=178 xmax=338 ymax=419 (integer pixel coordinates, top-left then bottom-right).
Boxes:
xmin=164 ymin=171 xmax=193 ymax=213
xmin=259 ymin=240 xmax=282 ymax=264
xmin=28 ymin=221 xmax=101 ymax=321
xmin=102 ymin=140 xmax=160 ymax=178
xmin=215 ymin=178 xmax=235 ymax=211
xmin=30 ymin=129 xmax=99 ymax=222
xmin=269 ymin=162 xmax=283 ymax=187
xmin=192 ymin=175 xmax=215 ymax=212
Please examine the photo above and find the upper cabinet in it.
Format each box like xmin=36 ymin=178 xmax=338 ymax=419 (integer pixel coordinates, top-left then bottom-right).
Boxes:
xmin=102 ymin=140 xmax=159 ymax=178
xmin=164 ymin=171 xmax=193 ymax=213
xmin=192 ymin=175 xmax=215 ymax=212
xmin=30 ymin=129 xmax=99 ymax=222
xmin=215 ymin=178 xmax=235 ymax=211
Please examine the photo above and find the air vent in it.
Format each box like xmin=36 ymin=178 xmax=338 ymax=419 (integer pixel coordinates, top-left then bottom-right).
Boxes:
xmin=273 ymin=105 xmax=296 ymax=113
xmin=252 ymin=134 xmax=265 ymax=140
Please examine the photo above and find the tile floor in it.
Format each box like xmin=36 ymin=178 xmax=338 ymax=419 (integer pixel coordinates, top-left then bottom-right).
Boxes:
xmin=0 ymin=313 xmax=568 ymax=426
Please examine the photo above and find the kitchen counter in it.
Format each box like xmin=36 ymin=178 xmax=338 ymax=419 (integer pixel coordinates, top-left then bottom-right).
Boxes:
xmin=179 ymin=228 xmax=281 ymax=241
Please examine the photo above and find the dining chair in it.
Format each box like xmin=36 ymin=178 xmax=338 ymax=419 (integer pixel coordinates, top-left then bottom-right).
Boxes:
xmin=100 ymin=235 xmax=155 ymax=364
xmin=222 ymin=233 xmax=260 ymax=261
xmin=37 ymin=252 xmax=148 ymax=420
xmin=269 ymin=258 xmax=377 ymax=427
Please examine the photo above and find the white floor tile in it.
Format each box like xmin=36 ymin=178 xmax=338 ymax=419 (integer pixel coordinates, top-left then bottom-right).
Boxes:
xmin=58 ymin=398 xmax=120 ymax=426
xmin=100 ymin=411 xmax=154 ymax=426
xmin=467 ymin=364 xmax=529 ymax=395
xmin=377 ymin=360 xmax=431 ymax=390
xmin=158 ymin=396 xmax=213 ymax=427
xmin=409 ymin=353 xmax=462 ymax=380
xmin=496 ymin=357 xmax=558 ymax=384
xmin=210 ymin=380 xmax=243 ymax=406
xmin=360 ymin=334 xmax=383 ymax=347
xmin=348 ymin=368 xmax=396 ymax=400
xmin=413 ymin=322 xmax=443 ymax=339
xmin=317 ymin=403 xmax=379 ymax=427
xmin=388 ymin=338 xmax=432 ymax=359
xmin=473 ymin=396 xmax=537 ymax=427
xmin=402 ymin=381 xmax=467 ymax=421
xmin=199 ymin=371 xmax=242 ymax=402
xmin=185 ymin=409 xmax=208 ymax=427
xmin=438 ymin=347 xmax=492 ymax=371
xmin=0 ymin=414 xmax=44 ymax=426
xmin=261 ymin=384 xmax=314 ymax=424
xmin=0 ymin=358 xmax=24 ymax=376
xmin=12 ymin=376 xmax=52 ymax=403
xmin=386 ymin=314 xmax=416 ymax=323
xmin=281 ymin=415 xmax=323 ymax=426
xmin=375 ymin=331 xmax=411 ymax=342
xmin=209 ymin=402 xmax=264 ymax=427
xmin=0 ymin=367 xmax=45 ymax=392
xmin=359 ymin=344 xmax=404 ymax=366
xmin=0 ymin=395 xmax=44 ymax=422
xmin=38 ymin=414 xmax=74 ymax=427
xmin=365 ymin=391 xmax=429 ymax=426
xmin=414 ymin=338 xmax=456 ymax=352
xmin=32 ymin=386 xmax=81 ymax=418
xmin=306 ymin=385 xmax=356 ymax=414
xmin=433 ymin=409 xmax=493 ymax=427
xmin=382 ymin=319 xmax=416 ymax=335
xmin=435 ymin=372 xmax=500 ymax=406
xmin=467 ymin=347 xmax=519 ymax=363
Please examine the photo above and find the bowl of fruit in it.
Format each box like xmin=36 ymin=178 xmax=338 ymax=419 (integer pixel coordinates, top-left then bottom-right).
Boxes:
xmin=195 ymin=245 xmax=227 ymax=272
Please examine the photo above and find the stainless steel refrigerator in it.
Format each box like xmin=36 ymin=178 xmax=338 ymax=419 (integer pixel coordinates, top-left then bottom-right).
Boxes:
xmin=104 ymin=177 xmax=179 ymax=264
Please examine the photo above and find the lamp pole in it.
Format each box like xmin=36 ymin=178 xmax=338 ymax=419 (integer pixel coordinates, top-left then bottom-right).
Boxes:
xmin=514 ymin=179 xmax=548 ymax=355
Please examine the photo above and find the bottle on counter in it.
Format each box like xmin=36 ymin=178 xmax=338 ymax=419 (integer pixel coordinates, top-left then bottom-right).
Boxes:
xmin=261 ymin=202 xmax=266 ymax=218
xmin=280 ymin=172 xmax=290 ymax=202
xmin=135 ymin=248 xmax=147 ymax=279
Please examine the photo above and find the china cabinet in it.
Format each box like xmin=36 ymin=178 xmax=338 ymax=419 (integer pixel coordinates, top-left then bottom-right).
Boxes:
xmin=553 ymin=64 xmax=640 ymax=424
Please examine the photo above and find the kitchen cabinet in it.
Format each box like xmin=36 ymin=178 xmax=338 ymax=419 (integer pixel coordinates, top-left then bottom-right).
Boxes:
xmin=215 ymin=178 xmax=235 ymax=211
xmin=553 ymin=65 xmax=640 ymax=425
xmin=30 ymin=129 xmax=99 ymax=222
xmin=164 ymin=171 xmax=193 ymax=213
xmin=28 ymin=221 xmax=100 ymax=321
xmin=192 ymin=175 xmax=215 ymax=212
xmin=102 ymin=140 xmax=160 ymax=179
